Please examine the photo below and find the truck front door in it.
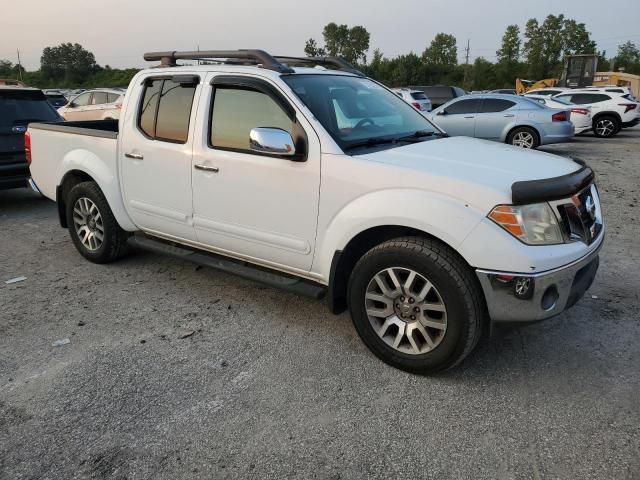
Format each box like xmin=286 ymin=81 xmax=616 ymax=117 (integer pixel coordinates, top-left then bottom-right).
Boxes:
xmin=190 ymin=75 xmax=320 ymax=272
xmin=119 ymin=75 xmax=200 ymax=241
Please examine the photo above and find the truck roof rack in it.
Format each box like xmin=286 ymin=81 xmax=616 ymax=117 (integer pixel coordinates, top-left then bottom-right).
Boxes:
xmin=143 ymin=50 xmax=363 ymax=76
xmin=273 ymin=56 xmax=364 ymax=76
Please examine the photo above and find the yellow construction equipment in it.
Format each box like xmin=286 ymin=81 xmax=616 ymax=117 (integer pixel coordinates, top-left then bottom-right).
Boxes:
xmin=515 ymin=78 xmax=559 ymax=95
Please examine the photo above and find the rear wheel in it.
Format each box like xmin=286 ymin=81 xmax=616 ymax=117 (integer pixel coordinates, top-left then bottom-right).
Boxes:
xmin=593 ymin=115 xmax=619 ymax=138
xmin=507 ymin=127 xmax=539 ymax=149
xmin=65 ymin=181 xmax=130 ymax=263
xmin=347 ymin=237 xmax=484 ymax=374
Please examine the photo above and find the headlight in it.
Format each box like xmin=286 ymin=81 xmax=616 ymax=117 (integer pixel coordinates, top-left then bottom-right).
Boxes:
xmin=488 ymin=203 xmax=563 ymax=245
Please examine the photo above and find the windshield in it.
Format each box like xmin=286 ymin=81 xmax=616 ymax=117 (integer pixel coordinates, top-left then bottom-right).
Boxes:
xmin=283 ymin=75 xmax=438 ymax=150
xmin=0 ymin=90 xmax=61 ymax=127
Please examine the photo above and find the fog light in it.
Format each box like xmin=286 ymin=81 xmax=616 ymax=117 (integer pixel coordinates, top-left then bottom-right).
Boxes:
xmin=541 ymin=285 xmax=559 ymax=311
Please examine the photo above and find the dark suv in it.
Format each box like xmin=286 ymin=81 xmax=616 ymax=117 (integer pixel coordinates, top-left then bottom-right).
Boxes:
xmin=409 ymin=85 xmax=467 ymax=109
xmin=0 ymin=87 xmax=62 ymax=190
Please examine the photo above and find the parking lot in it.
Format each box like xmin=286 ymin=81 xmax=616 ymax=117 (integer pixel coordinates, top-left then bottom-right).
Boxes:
xmin=1 ymin=129 xmax=639 ymax=479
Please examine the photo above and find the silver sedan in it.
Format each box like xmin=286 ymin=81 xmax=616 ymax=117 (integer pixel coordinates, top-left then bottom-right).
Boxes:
xmin=427 ymin=94 xmax=575 ymax=149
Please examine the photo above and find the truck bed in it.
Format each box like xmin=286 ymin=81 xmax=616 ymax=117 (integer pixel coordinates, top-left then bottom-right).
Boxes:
xmin=28 ymin=119 xmax=120 ymax=202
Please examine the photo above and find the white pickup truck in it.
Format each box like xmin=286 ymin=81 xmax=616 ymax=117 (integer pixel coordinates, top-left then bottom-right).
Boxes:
xmin=27 ymin=50 xmax=604 ymax=373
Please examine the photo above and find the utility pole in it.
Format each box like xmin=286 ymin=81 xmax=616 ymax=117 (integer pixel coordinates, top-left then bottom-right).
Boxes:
xmin=16 ymin=49 xmax=23 ymax=81
xmin=463 ymin=39 xmax=470 ymax=89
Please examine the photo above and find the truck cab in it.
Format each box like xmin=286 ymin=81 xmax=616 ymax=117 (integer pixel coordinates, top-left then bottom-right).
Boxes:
xmin=27 ymin=50 xmax=604 ymax=373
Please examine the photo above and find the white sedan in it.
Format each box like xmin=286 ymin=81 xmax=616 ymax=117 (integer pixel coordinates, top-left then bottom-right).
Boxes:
xmin=526 ymin=94 xmax=592 ymax=134
xmin=58 ymin=89 xmax=124 ymax=121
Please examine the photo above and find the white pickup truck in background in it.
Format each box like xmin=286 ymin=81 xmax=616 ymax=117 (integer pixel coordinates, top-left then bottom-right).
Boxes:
xmin=27 ymin=50 xmax=604 ymax=373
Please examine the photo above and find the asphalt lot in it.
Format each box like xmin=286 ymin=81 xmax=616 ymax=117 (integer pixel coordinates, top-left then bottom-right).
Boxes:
xmin=1 ymin=129 xmax=639 ymax=479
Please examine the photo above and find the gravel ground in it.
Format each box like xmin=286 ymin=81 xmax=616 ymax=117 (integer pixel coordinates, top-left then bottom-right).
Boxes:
xmin=1 ymin=128 xmax=639 ymax=480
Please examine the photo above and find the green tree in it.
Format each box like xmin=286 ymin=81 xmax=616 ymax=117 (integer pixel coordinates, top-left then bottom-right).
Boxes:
xmin=305 ymin=23 xmax=370 ymax=64
xmin=304 ymin=38 xmax=326 ymax=57
xmin=0 ymin=59 xmax=14 ymax=77
xmin=423 ymin=33 xmax=458 ymax=66
xmin=613 ymin=41 xmax=640 ymax=74
xmin=471 ymin=57 xmax=497 ymax=90
xmin=496 ymin=25 xmax=521 ymax=86
xmin=523 ymin=18 xmax=544 ymax=78
xmin=563 ymin=19 xmax=596 ymax=55
xmin=41 ymin=42 xmax=97 ymax=85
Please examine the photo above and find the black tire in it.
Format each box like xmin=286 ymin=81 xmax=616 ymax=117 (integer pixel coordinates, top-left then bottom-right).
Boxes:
xmin=65 ymin=181 xmax=130 ymax=264
xmin=347 ymin=236 xmax=484 ymax=374
xmin=592 ymin=115 xmax=620 ymax=138
xmin=506 ymin=126 xmax=540 ymax=149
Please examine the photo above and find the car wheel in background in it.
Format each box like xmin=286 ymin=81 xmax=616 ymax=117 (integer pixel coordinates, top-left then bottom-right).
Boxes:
xmin=593 ymin=116 xmax=619 ymax=138
xmin=507 ymin=127 xmax=540 ymax=149
xmin=347 ymin=236 xmax=484 ymax=374
xmin=65 ymin=181 xmax=130 ymax=263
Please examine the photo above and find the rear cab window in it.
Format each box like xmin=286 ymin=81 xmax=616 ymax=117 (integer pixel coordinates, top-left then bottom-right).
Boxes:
xmin=137 ymin=77 xmax=198 ymax=143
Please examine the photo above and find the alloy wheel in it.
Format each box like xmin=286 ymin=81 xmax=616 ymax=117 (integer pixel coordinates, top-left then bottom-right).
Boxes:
xmin=512 ymin=131 xmax=535 ymax=148
xmin=595 ymin=119 xmax=615 ymax=137
xmin=72 ymin=197 xmax=104 ymax=251
xmin=365 ymin=267 xmax=448 ymax=355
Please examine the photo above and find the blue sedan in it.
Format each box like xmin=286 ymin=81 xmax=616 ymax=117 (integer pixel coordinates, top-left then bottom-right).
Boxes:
xmin=427 ymin=94 xmax=575 ymax=149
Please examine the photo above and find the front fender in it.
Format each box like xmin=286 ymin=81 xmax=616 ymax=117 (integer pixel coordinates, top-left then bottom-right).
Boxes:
xmin=57 ymin=148 xmax=136 ymax=231
xmin=313 ymin=188 xmax=486 ymax=280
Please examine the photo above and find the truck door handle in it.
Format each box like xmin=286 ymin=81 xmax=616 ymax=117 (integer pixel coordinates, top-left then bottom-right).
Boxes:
xmin=125 ymin=152 xmax=144 ymax=160
xmin=194 ymin=164 xmax=219 ymax=173
xmin=503 ymin=114 xmax=515 ymax=117
xmin=464 ymin=116 xmax=475 ymax=119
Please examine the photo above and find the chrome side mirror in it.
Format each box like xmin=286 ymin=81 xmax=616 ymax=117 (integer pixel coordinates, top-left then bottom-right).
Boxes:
xmin=249 ymin=127 xmax=295 ymax=156
xmin=436 ymin=110 xmax=447 ymax=116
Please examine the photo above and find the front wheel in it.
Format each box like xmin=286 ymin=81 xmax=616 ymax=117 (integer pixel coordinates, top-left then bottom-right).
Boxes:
xmin=507 ymin=127 xmax=540 ymax=149
xmin=347 ymin=237 xmax=484 ymax=374
xmin=65 ymin=181 xmax=130 ymax=263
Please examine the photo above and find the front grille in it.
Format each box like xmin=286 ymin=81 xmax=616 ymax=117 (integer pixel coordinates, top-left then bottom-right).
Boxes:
xmin=554 ymin=184 xmax=603 ymax=245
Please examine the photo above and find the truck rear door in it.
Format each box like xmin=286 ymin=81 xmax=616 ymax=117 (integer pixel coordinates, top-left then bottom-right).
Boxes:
xmin=119 ymin=74 xmax=200 ymax=241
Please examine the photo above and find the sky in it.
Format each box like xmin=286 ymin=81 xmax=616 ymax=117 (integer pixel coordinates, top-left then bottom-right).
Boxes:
xmin=2 ymin=0 xmax=640 ymax=71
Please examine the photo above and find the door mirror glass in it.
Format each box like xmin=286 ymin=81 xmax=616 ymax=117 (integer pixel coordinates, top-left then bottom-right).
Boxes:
xmin=249 ymin=128 xmax=295 ymax=156
xmin=67 ymin=102 xmax=76 ymax=108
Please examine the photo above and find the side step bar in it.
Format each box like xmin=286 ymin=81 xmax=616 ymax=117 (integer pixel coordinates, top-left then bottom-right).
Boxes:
xmin=127 ymin=235 xmax=327 ymax=300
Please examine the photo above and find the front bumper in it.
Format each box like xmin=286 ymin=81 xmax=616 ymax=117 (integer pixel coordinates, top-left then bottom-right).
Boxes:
xmin=476 ymin=235 xmax=603 ymax=324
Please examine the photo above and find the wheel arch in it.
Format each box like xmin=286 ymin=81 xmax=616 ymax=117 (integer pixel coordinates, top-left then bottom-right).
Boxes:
xmin=504 ymin=124 xmax=540 ymax=145
xmin=327 ymin=225 xmax=475 ymax=314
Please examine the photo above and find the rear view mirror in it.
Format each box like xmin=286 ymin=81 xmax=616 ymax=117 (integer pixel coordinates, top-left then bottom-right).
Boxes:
xmin=437 ymin=110 xmax=447 ymax=116
xmin=249 ymin=128 xmax=296 ymax=157
xmin=67 ymin=102 xmax=76 ymax=108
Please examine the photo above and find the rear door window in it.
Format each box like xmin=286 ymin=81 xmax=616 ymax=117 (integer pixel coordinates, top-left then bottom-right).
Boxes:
xmin=106 ymin=93 xmax=121 ymax=103
xmin=410 ymin=92 xmax=427 ymax=100
xmin=137 ymin=78 xmax=197 ymax=143
xmin=480 ymin=99 xmax=516 ymax=113
xmin=444 ymin=98 xmax=482 ymax=114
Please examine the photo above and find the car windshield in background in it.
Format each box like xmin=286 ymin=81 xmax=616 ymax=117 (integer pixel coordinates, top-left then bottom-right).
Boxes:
xmin=283 ymin=75 xmax=438 ymax=151
xmin=0 ymin=90 xmax=60 ymax=128
xmin=551 ymin=97 xmax=573 ymax=106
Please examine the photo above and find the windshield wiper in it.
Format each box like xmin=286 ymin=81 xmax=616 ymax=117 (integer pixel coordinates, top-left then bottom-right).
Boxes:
xmin=396 ymin=130 xmax=448 ymax=142
xmin=343 ymin=137 xmax=399 ymax=151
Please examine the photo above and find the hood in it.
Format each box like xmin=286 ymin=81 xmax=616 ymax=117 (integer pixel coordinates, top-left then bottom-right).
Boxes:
xmin=357 ymin=136 xmax=582 ymax=210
